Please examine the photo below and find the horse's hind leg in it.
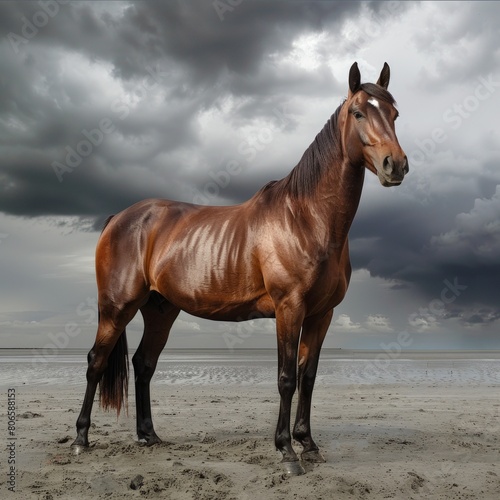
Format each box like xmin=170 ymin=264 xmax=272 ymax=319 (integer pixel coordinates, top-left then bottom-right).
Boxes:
xmin=72 ymin=301 xmax=141 ymax=450
xmin=292 ymin=309 xmax=332 ymax=463
xmin=132 ymin=294 xmax=180 ymax=445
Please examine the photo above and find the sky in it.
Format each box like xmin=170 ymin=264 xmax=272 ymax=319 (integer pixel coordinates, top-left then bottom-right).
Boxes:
xmin=0 ymin=1 xmax=499 ymax=351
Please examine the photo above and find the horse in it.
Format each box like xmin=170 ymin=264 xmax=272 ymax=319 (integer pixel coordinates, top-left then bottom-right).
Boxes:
xmin=72 ymin=62 xmax=408 ymax=474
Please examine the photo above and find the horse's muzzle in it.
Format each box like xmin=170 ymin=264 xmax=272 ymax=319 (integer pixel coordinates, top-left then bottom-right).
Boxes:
xmin=380 ymin=155 xmax=409 ymax=186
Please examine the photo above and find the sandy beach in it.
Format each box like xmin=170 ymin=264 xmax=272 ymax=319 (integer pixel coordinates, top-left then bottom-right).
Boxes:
xmin=2 ymin=351 xmax=500 ymax=499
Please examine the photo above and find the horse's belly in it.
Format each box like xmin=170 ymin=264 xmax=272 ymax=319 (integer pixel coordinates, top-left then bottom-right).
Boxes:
xmin=161 ymin=282 xmax=275 ymax=322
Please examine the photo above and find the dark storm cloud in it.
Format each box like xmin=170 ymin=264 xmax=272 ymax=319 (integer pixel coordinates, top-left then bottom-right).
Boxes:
xmin=128 ymin=1 xmax=358 ymax=82
xmin=2 ymin=1 xmax=363 ymax=100
xmin=349 ymin=180 xmax=500 ymax=324
xmin=0 ymin=0 xmax=373 ymax=220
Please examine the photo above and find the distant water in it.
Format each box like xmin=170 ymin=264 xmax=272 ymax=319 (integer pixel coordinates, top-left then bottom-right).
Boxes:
xmin=0 ymin=349 xmax=499 ymax=387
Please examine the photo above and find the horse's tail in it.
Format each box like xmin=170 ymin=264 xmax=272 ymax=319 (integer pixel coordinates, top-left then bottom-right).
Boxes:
xmin=99 ymin=326 xmax=129 ymax=416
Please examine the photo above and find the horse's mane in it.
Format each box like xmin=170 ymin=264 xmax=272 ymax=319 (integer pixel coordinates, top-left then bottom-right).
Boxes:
xmin=262 ymin=84 xmax=395 ymax=200
xmin=267 ymin=103 xmax=344 ymax=200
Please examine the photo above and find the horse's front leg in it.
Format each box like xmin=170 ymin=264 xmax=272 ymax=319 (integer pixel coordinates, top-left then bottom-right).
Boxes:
xmin=292 ymin=309 xmax=333 ymax=462
xmin=274 ymin=298 xmax=305 ymax=475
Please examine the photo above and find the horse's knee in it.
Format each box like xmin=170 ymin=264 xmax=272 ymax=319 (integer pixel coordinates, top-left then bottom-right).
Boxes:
xmin=278 ymin=371 xmax=296 ymax=397
xmin=299 ymin=370 xmax=317 ymax=393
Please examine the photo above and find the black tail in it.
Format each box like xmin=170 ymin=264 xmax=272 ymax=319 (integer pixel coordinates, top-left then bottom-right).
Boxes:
xmin=99 ymin=330 xmax=129 ymax=416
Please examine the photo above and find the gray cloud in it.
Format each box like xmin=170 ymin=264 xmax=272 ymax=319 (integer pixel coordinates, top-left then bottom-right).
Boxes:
xmin=413 ymin=2 xmax=500 ymax=90
xmin=0 ymin=0 xmax=373 ymax=219
xmin=350 ymin=180 xmax=500 ymax=325
xmin=1 ymin=1 xmax=499 ymax=348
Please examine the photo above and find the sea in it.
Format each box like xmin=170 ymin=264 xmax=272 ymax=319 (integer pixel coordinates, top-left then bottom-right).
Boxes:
xmin=1 ymin=348 xmax=500 ymax=387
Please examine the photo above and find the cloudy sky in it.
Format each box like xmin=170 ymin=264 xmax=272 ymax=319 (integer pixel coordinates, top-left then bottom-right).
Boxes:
xmin=1 ymin=1 xmax=499 ymax=351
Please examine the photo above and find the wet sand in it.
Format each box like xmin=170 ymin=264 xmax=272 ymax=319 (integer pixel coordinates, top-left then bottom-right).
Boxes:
xmin=4 ymin=379 xmax=500 ymax=499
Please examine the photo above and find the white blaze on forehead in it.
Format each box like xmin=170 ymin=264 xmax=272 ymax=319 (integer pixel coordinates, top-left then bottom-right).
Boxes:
xmin=367 ymin=97 xmax=380 ymax=108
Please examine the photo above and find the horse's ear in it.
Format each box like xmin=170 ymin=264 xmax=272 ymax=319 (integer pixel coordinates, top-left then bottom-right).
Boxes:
xmin=348 ymin=62 xmax=361 ymax=95
xmin=377 ymin=62 xmax=390 ymax=89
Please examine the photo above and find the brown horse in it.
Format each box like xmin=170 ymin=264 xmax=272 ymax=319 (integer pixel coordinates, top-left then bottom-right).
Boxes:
xmin=72 ymin=62 xmax=408 ymax=474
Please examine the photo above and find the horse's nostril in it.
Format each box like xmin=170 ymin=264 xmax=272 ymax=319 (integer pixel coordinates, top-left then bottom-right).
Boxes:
xmin=383 ymin=155 xmax=393 ymax=173
xmin=403 ymin=156 xmax=409 ymax=173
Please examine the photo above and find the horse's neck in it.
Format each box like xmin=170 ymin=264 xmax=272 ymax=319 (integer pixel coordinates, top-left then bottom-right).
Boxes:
xmin=303 ymin=105 xmax=365 ymax=246
xmin=309 ymin=158 xmax=365 ymax=247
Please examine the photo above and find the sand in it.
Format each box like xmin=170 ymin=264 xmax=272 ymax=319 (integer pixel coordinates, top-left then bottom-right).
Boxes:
xmin=3 ymin=378 xmax=500 ymax=499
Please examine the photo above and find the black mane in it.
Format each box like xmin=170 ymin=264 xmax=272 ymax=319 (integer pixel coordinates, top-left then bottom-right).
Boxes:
xmin=269 ymin=103 xmax=344 ymax=200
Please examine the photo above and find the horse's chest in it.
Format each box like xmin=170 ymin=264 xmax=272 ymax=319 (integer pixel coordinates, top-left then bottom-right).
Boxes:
xmin=306 ymin=256 xmax=351 ymax=312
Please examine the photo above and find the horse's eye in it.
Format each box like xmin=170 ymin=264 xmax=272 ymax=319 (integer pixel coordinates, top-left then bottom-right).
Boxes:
xmin=353 ymin=111 xmax=363 ymax=120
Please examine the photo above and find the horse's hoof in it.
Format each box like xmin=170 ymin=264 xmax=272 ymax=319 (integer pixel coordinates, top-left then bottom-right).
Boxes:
xmin=281 ymin=460 xmax=306 ymax=476
xmin=301 ymin=450 xmax=326 ymax=463
xmin=138 ymin=438 xmax=161 ymax=447
xmin=70 ymin=444 xmax=87 ymax=456
xmin=70 ymin=436 xmax=89 ymax=455
xmin=137 ymin=434 xmax=162 ymax=446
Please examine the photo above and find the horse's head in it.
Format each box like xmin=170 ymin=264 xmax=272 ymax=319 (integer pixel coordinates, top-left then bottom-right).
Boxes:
xmin=342 ymin=62 xmax=408 ymax=186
